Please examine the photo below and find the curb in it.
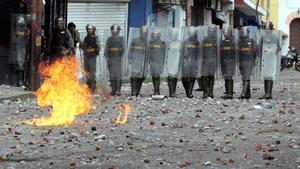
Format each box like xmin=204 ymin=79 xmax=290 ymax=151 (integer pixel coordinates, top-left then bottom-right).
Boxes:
xmin=0 ymin=92 xmax=35 ymax=102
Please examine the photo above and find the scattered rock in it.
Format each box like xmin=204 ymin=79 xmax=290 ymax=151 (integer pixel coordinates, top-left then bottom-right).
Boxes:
xmin=149 ymin=121 xmax=155 ymax=125
xmin=204 ymin=161 xmax=211 ymax=166
xmin=91 ymin=126 xmax=97 ymax=131
xmin=262 ymin=154 xmax=275 ymax=161
xmin=256 ymin=144 xmax=262 ymax=151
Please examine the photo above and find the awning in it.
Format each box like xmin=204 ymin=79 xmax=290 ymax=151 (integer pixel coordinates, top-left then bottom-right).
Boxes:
xmin=235 ymin=0 xmax=266 ymax=16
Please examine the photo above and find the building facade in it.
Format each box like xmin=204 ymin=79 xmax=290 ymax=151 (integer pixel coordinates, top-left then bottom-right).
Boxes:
xmin=277 ymin=0 xmax=300 ymax=54
xmin=234 ymin=0 xmax=267 ymax=28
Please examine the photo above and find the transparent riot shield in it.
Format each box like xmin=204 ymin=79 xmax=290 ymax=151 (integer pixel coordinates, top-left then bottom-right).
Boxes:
xmin=218 ymin=26 xmax=238 ymax=80
xmin=260 ymin=30 xmax=282 ymax=80
xmin=164 ymin=27 xmax=183 ymax=78
xmin=146 ymin=27 xmax=167 ymax=78
xmin=181 ymin=26 xmax=200 ymax=79
xmin=104 ymin=29 xmax=126 ymax=81
xmin=237 ymin=27 xmax=260 ymax=81
xmin=79 ymin=30 xmax=103 ymax=92
xmin=8 ymin=14 xmax=28 ymax=70
xmin=124 ymin=27 xmax=149 ymax=80
xmin=198 ymin=25 xmax=220 ymax=78
xmin=103 ymin=28 xmax=127 ymax=95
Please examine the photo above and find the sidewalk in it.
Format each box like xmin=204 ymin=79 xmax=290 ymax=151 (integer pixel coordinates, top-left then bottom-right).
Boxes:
xmin=0 ymin=85 xmax=34 ymax=102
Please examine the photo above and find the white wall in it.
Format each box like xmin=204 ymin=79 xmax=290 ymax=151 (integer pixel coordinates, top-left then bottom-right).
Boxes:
xmin=278 ymin=0 xmax=300 ymax=54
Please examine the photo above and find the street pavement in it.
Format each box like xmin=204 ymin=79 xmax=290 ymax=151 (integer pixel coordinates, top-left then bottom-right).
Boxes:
xmin=0 ymin=69 xmax=299 ymax=169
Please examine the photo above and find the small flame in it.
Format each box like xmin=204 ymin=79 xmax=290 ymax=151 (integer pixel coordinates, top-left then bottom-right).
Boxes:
xmin=26 ymin=56 xmax=93 ymax=126
xmin=116 ymin=103 xmax=132 ymax=125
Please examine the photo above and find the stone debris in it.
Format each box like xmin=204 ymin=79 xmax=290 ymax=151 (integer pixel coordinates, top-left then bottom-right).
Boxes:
xmin=0 ymin=79 xmax=299 ymax=168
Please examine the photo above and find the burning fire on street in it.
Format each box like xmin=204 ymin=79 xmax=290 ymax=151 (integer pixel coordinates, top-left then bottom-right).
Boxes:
xmin=116 ymin=103 xmax=132 ymax=125
xmin=26 ymin=56 xmax=94 ymax=126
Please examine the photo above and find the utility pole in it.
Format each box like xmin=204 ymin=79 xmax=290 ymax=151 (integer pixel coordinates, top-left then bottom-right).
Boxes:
xmin=30 ymin=0 xmax=43 ymax=90
xmin=266 ymin=0 xmax=270 ymax=26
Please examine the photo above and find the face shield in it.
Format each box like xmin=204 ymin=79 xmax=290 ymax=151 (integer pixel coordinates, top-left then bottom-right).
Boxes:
xmin=111 ymin=24 xmax=121 ymax=36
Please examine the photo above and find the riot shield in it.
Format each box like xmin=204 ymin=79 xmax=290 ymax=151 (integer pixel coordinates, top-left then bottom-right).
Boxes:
xmin=104 ymin=30 xmax=126 ymax=81
xmin=164 ymin=27 xmax=183 ymax=78
xmin=124 ymin=27 xmax=149 ymax=80
xmin=218 ymin=26 xmax=238 ymax=80
xmin=198 ymin=25 xmax=220 ymax=78
xmin=259 ymin=30 xmax=282 ymax=80
xmin=103 ymin=28 xmax=127 ymax=95
xmin=237 ymin=27 xmax=260 ymax=81
xmin=8 ymin=14 xmax=28 ymax=70
xmin=79 ymin=30 xmax=102 ymax=92
xmin=147 ymin=27 xmax=167 ymax=78
xmin=181 ymin=26 xmax=200 ymax=78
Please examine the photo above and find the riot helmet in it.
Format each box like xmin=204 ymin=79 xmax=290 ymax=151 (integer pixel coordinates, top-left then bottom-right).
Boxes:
xmin=141 ymin=25 xmax=148 ymax=39
xmin=222 ymin=25 xmax=232 ymax=40
xmin=208 ymin=25 xmax=217 ymax=38
xmin=111 ymin=24 xmax=121 ymax=36
xmin=17 ymin=15 xmax=26 ymax=27
xmin=151 ymin=30 xmax=161 ymax=40
xmin=86 ymin=24 xmax=96 ymax=35
xmin=188 ymin=27 xmax=197 ymax=38
xmin=241 ymin=26 xmax=249 ymax=39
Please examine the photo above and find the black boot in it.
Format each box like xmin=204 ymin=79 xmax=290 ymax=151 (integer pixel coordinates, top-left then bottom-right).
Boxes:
xmin=110 ymin=80 xmax=117 ymax=96
xmin=152 ymin=77 xmax=160 ymax=95
xmin=167 ymin=77 xmax=177 ymax=97
xmin=172 ymin=78 xmax=178 ymax=97
xmin=137 ymin=78 xmax=144 ymax=96
xmin=202 ymin=76 xmax=209 ymax=99
xmin=16 ymin=71 xmax=24 ymax=87
xmin=195 ymin=77 xmax=204 ymax=91
xmin=91 ymin=80 xmax=96 ymax=93
xmin=182 ymin=77 xmax=189 ymax=97
xmin=115 ymin=80 xmax=122 ymax=96
xmin=238 ymin=80 xmax=251 ymax=99
xmin=130 ymin=77 xmax=138 ymax=96
xmin=221 ymin=79 xmax=233 ymax=99
xmin=187 ymin=78 xmax=195 ymax=98
xmin=208 ymin=76 xmax=214 ymax=98
xmin=259 ymin=80 xmax=273 ymax=99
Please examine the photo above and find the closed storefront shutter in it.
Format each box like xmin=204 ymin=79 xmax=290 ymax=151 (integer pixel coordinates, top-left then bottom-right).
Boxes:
xmin=204 ymin=9 xmax=212 ymax=25
xmin=67 ymin=2 xmax=129 ymax=42
xmin=156 ymin=10 xmax=169 ymax=27
xmin=67 ymin=2 xmax=129 ymax=82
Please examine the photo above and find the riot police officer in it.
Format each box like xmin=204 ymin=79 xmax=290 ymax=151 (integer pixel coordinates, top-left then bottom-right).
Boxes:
xmin=202 ymin=25 xmax=218 ymax=99
xmin=8 ymin=14 xmax=28 ymax=87
xmin=238 ymin=27 xmax=257 ymax=99
xmin=80 ymin=24 xmax=101 ymax=93
xmin=49 ymin=16 xmax=73 ymax=62
xmin=105 ymin=24 xmax=124 ymax=96
xmin=259 ymin=23 xmax=281 ymax=99
xmin=165 ymin=28 xmax=181 ymax=97
xmin=220 ymin=26 xmax=236 ymax=99
xmin=181 ymin=27 xmax=199 ymax=98
xmin=149 ymin=30 xmax=166 ymax=96
xmin=128 ymin=26 xmax=148 ymax=96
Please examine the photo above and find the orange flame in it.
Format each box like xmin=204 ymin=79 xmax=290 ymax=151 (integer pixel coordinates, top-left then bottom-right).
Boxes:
xmin=26 ymin=56 xmax=93 ymax=126
xmin=116 ymin=103 xmax=132 ymax=125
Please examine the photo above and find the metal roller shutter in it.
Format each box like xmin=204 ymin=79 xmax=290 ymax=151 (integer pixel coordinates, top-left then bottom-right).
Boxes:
xmin=67 ymin=2 xmax=128 ymax=82
xmin=67 ymin=2 xmax=128 ymax=42
xmin=156 ymin=10 xmax=169 ymax=27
